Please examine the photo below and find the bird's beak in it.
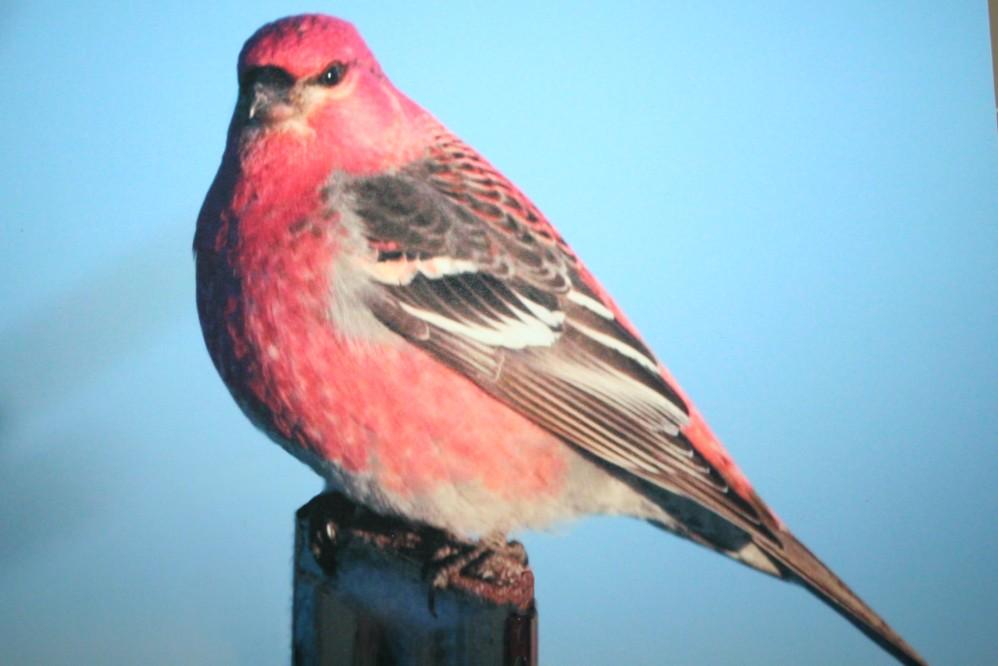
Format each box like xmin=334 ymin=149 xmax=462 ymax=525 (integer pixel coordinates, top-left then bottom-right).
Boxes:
xmin=248 ymin=85 xmax=295 ymax=124
xmin=241 ymin=66 xmax=297 ymax=126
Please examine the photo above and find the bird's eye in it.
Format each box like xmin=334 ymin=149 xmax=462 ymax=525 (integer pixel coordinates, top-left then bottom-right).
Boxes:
xmin=318 ymin=62 xmax=347 ymax=87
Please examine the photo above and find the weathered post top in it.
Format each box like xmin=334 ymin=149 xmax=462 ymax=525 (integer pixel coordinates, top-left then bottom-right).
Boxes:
xmin=293 ymin=492 xmax=537 ymax=666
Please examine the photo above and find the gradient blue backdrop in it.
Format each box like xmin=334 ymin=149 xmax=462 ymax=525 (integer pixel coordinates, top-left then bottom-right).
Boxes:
xmin=1 ymin=2 xmax=995 ymax=664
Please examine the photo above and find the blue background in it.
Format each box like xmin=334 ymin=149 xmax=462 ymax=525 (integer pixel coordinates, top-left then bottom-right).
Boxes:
xmin=1 ymin=2 xmax=995 ymax=664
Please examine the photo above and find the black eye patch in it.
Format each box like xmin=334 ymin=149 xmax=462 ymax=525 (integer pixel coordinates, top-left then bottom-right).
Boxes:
xmin=239 ymin=65 xmax=295 ymax=91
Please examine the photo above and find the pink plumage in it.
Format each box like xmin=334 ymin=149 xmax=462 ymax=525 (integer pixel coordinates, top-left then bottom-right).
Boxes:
xmin=195 ymin=14 xmax=925 ymax=665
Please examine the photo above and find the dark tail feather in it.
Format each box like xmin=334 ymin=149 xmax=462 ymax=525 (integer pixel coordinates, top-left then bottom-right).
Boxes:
xmin=637 ymin=473 xmax=925 ymax=664
xmin=767 ymin=530 xmax=927 ymax=666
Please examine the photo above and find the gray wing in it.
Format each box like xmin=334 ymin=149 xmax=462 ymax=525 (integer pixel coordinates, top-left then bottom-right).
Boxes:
xmin=341 ymin=153 xmax=774 ymax=543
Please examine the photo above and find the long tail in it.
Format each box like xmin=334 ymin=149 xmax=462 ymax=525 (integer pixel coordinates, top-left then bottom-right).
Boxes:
xmin=762 ymin=527 xmax=926 ymax=666
xmin=645 ymin=483 xmax=927 ymax=665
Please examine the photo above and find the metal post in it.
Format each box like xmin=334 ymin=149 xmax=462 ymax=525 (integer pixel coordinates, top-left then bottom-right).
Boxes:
xmin=293 ymin=493 xmax=537 ymax=666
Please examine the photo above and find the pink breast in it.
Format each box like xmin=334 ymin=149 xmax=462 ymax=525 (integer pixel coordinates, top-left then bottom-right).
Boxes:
xmin=236 ymin=222 xmax=569 ymax=502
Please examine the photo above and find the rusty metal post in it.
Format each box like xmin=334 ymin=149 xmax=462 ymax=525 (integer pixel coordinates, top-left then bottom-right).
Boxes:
xmin=293 ymin=492 xmax=537 ymax=666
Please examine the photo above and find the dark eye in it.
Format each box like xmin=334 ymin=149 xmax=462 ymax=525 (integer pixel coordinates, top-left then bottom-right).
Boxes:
xmin=318 ymin=62 xmax=347 ymax=87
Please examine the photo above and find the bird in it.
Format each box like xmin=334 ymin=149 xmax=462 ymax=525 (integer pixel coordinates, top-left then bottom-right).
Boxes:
xmin=194 ymin=14 xmax=926 ymax=665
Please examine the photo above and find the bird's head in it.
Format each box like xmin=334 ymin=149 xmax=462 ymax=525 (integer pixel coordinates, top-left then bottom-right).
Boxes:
xmin=229 ymin=14 xmax=427 ymax=174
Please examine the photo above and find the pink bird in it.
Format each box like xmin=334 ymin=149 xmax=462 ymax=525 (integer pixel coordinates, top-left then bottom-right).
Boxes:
xmin=195 ymin=14 xmax=925 ymax=665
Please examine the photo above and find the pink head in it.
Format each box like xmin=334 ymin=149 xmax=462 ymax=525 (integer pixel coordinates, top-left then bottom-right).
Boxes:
xmin=230 ymin=15 xmax=428 ymax=174
xmin=239 ymin=15 xmax=381 ymax=82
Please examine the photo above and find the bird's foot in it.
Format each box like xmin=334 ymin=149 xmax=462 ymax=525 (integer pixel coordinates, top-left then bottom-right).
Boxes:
xmin=423 ymin=533 xmax=529 ymax=613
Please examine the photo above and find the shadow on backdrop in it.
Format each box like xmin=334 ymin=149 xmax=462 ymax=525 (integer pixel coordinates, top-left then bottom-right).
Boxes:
xmin=0 ymin=224 xmax=192 ymax=426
